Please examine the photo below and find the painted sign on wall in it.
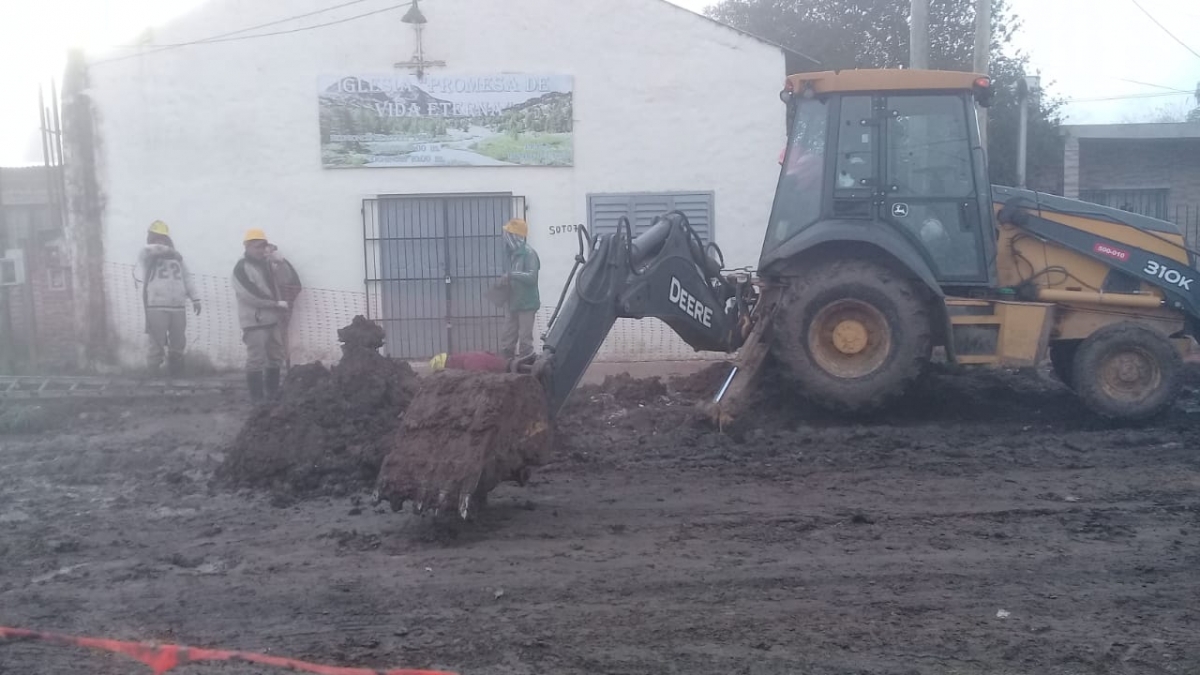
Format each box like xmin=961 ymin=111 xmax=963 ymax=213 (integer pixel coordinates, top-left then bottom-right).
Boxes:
xmin=318 ymin=74 xmax=574 ymax=168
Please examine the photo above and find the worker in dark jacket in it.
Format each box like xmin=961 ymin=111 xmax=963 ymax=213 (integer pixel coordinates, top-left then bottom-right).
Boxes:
xmin=232 ymin=229 xmax=288 ymax=401
xmin=498 ymin=218 xmax=540 ymax=358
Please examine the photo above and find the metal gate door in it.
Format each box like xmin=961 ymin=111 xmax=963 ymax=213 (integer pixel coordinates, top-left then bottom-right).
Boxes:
xmin=363 ymin=193 xmax=525 ymax=359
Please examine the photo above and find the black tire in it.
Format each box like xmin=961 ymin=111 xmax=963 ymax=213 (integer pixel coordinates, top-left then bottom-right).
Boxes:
xmin=1049 ymin=340 xmax=1080 ymax=389
xmin=772 ymin=258 xmax=932 ymax=411
xmin=1072 ymin=322 xmax=1182 ymax=421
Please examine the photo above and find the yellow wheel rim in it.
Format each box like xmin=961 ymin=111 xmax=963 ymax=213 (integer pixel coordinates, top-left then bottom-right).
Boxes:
xmin=808 ymin=299 xmax=891 ymax=379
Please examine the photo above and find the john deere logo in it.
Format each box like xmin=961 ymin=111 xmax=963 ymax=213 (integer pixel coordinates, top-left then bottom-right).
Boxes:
xmin=891 ymin=203 xmax=910 ymax=218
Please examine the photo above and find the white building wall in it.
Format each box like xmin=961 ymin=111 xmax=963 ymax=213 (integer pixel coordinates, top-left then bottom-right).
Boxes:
xmin=85 ymin=0 xmax=786 ymax=368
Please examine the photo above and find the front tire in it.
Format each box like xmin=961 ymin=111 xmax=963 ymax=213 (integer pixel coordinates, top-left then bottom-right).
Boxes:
xmin=772 ymin=258 xmax=933 ymax=411
xmin=1072 ymin=322 xmax=1181 ymax=421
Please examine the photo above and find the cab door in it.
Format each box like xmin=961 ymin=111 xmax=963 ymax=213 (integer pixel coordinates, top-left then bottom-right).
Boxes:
xmin=880 ymin=94 xmax=993 ymax=285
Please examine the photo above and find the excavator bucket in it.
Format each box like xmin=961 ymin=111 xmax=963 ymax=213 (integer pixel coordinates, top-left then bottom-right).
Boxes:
xmin=704 ymin=286 xmax=782 ymax=429
xmin=375 ymin=370 xmax=552 ymax=519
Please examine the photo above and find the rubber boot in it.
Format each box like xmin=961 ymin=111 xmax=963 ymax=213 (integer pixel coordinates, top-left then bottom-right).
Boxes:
xmin=247 ymin=371 xmax=265 ymax=402
xmin=167 ymin=353 xmax=184 ymax=378
xmin=265 ymin=368 xmax=281 ymax=400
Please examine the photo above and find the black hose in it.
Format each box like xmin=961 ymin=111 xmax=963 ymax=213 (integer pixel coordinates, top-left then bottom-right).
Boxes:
xmin=706 ymin=241 xmax=726 ymax=270
xmin=575 ymin=222 xmax=618 ymax=306
xmin=544 ymin=224 xmax=591 ymax=334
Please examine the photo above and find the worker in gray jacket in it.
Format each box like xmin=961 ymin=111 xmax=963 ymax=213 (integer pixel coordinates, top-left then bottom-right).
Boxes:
xmin=232 ymin=228 xmax=288 ymax=401
xmin=134 ymin=220 xmax=200 ymax=377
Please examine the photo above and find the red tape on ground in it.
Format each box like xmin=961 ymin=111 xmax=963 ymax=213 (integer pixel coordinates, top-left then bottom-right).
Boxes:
xmin=0 ymin=626 xmax=457 ymax=675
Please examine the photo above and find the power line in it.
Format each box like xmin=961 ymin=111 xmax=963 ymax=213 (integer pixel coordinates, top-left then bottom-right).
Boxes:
xmin=1111 ymin=77 xmax=1193 ymax=94
xmin=119 ymin=0 xmax=378 ymax=47
xmin=165 ymin=3 xmax=410 ymax=44
xmin=1128 ymin=0 xmax=1200 ymax=61
xmin=1064 ymin=90 xmax=1193 ymax=103
xmin=93 ymin=0 xmax=414 ymax=65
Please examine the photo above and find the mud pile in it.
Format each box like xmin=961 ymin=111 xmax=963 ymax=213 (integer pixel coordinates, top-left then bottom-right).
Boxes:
xmin=669 ymin=362 xmax=735 ymax=400
xmin=562 ymin=373 xmax=670 ymax=416
xmin=376 ymin=371 xmax=552 ymax=519
xmin=218 ymin=317 xmax=418 ymax=496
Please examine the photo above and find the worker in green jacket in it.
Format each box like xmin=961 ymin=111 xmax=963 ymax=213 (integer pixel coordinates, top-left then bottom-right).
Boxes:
xmin=499 ymin=218 xmax=540 ymax=359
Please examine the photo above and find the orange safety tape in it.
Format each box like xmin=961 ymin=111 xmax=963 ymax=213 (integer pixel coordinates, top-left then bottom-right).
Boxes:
xmin=0 ymin=626 xmax=457 ymax=675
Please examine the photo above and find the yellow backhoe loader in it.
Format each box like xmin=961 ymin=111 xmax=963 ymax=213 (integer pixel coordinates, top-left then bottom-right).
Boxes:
xmin=382 ymin=70 xmax=1200 ymax=517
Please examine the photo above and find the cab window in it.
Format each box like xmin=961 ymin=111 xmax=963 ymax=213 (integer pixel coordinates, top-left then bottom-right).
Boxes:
xmin=763 ymin=99 xmax=828 ymax=252
xmin=883 ymin=95 xmax=984 ymax=281
xmin=886 ymin=95 xmax=973 ymax=198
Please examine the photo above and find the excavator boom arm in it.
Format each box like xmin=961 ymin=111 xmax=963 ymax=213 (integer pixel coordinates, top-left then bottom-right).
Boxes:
xmin=533 ymin=212 xmax=749 ymax=418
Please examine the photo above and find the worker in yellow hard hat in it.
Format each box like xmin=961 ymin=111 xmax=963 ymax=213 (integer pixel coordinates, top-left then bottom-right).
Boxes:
xmin=134 ymin=220 xmax=200 ymax=377
xmin=232 ymin=228 xmax=289 ymax=401
xmin=498 ymin=218 xmax=540 ymax=359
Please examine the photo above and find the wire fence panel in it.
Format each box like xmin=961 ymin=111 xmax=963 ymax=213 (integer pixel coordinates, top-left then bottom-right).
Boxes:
xmin=104 ymin=262 xmax=362 ymax=371
xmin=101 ymin=261 xmax=722 ymax=372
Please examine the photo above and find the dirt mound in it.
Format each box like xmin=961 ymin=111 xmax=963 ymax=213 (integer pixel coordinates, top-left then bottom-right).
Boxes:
xmin=564 ymin=372 xmax=669 ymax=412
xmin=218 ymin=317 xmax=418 ymax=497
xmin=721 ymin=362 xmax=1079 ymax=431
xmin=376 ymin=371 xmax=552 ymax=519
xmin=337 ymin=315 xmax=385 ymax=350
xmin=597 ymin=372 xmax=668 ymax=403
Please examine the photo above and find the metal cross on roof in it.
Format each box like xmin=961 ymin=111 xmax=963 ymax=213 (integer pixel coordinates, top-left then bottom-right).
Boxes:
xmin=393 ymin=0 xmax=445 ymax=79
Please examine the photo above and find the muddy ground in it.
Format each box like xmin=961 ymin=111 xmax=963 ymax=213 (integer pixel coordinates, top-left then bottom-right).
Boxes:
xmin=2 ymin=364 xmax=1200 ymax=675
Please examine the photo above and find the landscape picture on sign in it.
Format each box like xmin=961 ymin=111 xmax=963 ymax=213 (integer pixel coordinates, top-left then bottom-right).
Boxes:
xmin=319 ymin=74 xmax=574 ymax=168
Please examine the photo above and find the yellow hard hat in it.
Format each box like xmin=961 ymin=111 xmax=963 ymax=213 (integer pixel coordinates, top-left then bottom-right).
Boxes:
xmin=502 ymin=218 xmax=528 ymax=238
xmin=243 ymin=228 xmax=268 ymax=243
xmin=148 ymin=220 xmax=170 ymax=236
xmin=429 ymin=353 xmax=447 ymax=371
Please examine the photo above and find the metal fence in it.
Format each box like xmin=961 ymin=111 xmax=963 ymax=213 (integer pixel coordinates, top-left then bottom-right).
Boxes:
xmin=1172 ymin=204 xmax=1200 ymax=248
xmin=1076 ymin=191 xmax=1200 ymax=248
xmin=105 ymin=262 xmax=365 ymax=371
xmin=97 ymin=257 xmax=727 ymax=371
xmin=1079 ymin=188 xmax=1170 ymax=220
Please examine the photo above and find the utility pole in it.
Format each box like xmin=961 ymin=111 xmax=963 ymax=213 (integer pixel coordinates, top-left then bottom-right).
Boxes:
xmin=0 ymin=167 xmax=11 ymax=374
xmin=910 ymin=0 xmax=929 ymax=69
xmin=1017 ymin=75 xmax=1041 ymax=189
xmin=973 ymin=0 xmax=992 ymax=148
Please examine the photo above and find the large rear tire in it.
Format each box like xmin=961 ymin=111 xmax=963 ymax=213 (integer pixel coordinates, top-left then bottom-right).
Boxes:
xmin=772 ymin=258 xmax=933 ymax=411
xmin=1072 ymin=322 xmax=1182 ymax=421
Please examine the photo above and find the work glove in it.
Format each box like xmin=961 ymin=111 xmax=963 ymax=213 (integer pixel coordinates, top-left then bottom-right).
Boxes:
xmin=192 ymin=300 xmax=202 ymax=316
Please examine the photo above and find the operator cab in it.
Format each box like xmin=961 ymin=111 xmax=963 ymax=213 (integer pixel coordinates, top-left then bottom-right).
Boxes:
xmin=765 ymin=70 xmax=997 ymax=288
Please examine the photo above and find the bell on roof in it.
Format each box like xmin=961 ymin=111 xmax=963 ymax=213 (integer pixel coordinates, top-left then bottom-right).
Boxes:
xmin=401 ymin=0 xmax=427 ymax=24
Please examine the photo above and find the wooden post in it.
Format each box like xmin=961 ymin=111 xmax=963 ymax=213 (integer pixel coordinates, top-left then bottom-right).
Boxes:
xmin=0 ymin=168 xmax=12 ymax=373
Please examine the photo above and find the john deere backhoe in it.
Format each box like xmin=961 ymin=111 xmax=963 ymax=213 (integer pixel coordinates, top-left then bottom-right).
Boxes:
xmin=530 ymin=69 xmax=1198 ymax=423
xmin=387 ymin=70 xmax=1200 ymax=517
